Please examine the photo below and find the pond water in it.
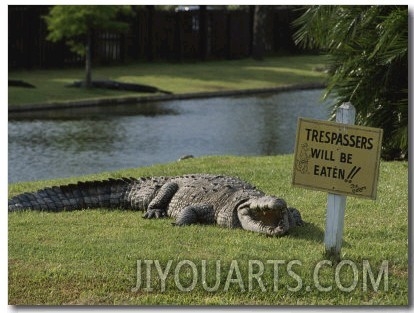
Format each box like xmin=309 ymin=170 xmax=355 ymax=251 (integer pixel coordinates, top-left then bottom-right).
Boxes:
xmin=8 ymin=89 xmax=332 ymax=183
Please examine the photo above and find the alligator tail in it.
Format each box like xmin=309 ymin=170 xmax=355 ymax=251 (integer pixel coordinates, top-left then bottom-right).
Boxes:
xmin=8 ymin=178 xmax=137 ymax=212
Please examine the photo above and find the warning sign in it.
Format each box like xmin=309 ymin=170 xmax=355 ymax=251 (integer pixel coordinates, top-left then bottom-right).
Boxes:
xmin=292 ymin=118 xmax=383 ymax=199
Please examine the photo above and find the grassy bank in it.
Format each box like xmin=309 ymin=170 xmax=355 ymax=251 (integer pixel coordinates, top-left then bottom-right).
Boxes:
xmin=8 ymin=155 xmax=408 ymax=305
xmin=8 ymin=55 xmax=328 ymax=107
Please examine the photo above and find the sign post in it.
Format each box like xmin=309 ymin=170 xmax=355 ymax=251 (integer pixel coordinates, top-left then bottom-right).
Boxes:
xmin=325 ymin=103 xmax=355 ymax=260
xmin=292 ymin=102 xmax=383 ymax=260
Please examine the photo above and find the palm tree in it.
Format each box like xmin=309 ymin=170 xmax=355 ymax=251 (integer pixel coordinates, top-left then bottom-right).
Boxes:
xmin=293 ymin=5 xmax=408 ymax=159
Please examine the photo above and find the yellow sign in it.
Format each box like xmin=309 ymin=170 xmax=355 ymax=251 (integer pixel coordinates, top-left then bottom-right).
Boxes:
xmin=292 ymin=118 xmax=383 ymax=199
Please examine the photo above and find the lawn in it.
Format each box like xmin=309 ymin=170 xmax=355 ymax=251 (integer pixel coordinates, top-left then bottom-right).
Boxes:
xmin=8 ymin=155 xmax=408 ymax=305
xmin=8 ymin=55 xmax=328 ymax=107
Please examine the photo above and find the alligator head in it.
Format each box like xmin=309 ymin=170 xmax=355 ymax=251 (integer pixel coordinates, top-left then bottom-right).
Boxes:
xmin=237 ymin=196 xmax=303 ymax=236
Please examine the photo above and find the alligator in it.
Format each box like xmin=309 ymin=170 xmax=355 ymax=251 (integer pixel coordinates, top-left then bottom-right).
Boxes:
xmin=8 ymin=174 xmax=304 ymax=236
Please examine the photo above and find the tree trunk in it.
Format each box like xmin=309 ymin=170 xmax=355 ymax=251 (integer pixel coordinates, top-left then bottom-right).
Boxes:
xmin=146 ymin=5 xmax=155 ymax=62
xmin=252 ymin=5 xmax=267 ymax=61
xmin=174 ymin=12 xmax=183 ymax=61
xmin=199 ymin=5 xmax=208 ymax=61
xmin=84 ymin=30 xmax=92 ymax=88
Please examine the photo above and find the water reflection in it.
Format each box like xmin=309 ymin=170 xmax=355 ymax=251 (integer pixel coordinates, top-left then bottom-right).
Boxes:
xmin=8 ymin=90 xmax=332 ymax=183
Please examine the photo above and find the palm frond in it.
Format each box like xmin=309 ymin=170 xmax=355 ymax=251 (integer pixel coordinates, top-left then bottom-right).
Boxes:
xmin=293 ymin=5 xmax=408 ymax=159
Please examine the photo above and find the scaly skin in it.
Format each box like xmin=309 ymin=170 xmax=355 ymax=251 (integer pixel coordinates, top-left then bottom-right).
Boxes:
xmin=8 ymin=174 xmax=304 ymax=236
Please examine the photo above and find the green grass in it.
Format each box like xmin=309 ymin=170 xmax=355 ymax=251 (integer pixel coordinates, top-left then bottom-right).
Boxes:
xmin=8 ymin=55 xmax=328 ymax=107
xmin=8 ymin=155 xmax=408 ymax=305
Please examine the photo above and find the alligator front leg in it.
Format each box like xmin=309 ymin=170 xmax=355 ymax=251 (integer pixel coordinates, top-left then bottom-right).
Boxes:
xmin=173 ymin=204 xmax=215 ymax=226
xmin=143 ymin=182 xmax=179 ymax=219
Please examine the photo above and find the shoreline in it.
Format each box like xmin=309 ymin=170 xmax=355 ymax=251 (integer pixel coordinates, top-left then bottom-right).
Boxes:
xmin=9 ymin=82 xmax=326 ymax=113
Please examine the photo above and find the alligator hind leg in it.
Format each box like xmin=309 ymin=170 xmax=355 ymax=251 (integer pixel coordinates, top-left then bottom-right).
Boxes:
xmin=173 ymin=204 xmax=215 ymax=226
xmin=143 ymin=182 xmax=179 ymax=219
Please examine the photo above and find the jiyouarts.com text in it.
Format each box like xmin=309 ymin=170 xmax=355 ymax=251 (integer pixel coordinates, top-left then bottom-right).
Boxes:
xmin=131 ymin=259 xmax=388 ymax=293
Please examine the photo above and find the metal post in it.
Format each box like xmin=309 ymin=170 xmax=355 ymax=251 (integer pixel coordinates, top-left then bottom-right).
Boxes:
xmin=324 ymin=102 xmax=356 ymax=260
